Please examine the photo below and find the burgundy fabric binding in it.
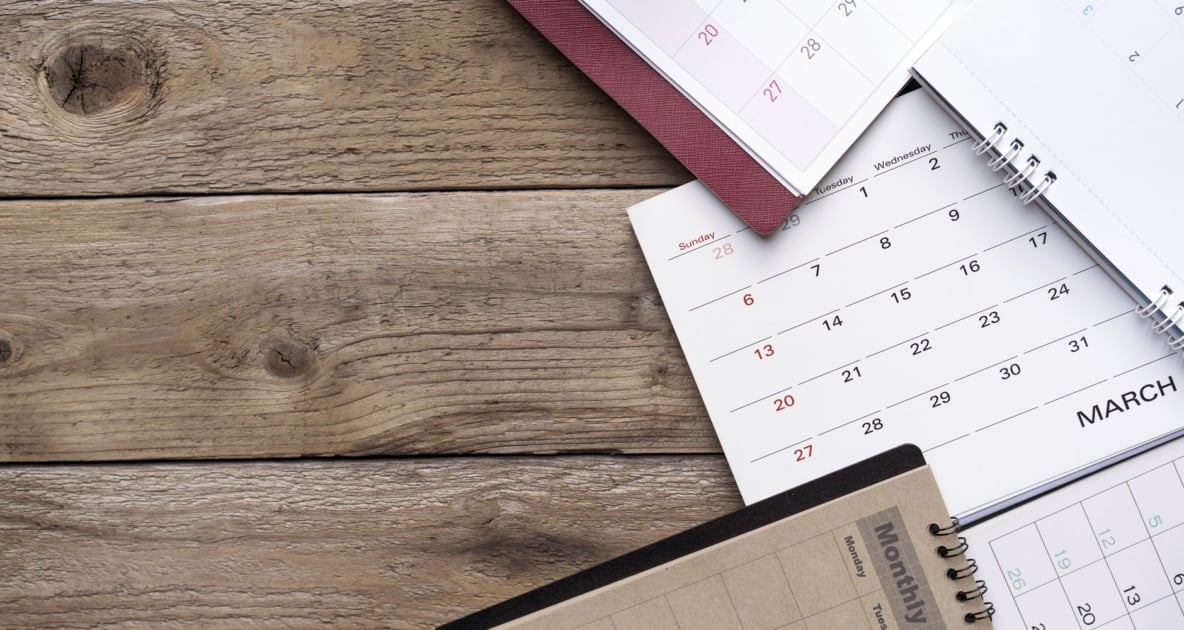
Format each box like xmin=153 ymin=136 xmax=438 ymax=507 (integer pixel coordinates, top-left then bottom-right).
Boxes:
xmin=508 ymin=0 xmax=801 ymax=235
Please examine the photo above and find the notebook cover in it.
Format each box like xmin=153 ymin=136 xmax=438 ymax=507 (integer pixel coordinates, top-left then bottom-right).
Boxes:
xmin=440 ymin=444 xmax=926 ymax=628
xmin=507 ymin=0 xmax=800 ymax=235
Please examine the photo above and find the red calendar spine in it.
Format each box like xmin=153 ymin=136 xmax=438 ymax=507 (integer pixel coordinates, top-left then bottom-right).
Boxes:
xmin=505 ymin=0 xmax=802 ymax=235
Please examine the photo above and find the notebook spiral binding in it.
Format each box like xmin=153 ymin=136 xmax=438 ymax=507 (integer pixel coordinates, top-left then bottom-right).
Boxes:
xmin=929 ymin=517 xmax=995 ymax=623
xmin=975 ymin=122 xmax=1184 ymax=352
xmin=1136 ymin=286 xmax=1184 ymax=351
xmin=970 ymin=122 xmax=1057 ymax=205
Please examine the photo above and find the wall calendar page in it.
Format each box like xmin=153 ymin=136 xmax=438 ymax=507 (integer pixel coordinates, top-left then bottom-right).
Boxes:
xmin=628 ymin=91 xmax=1184 ymax=519
xmin=969 ymin=438 xmax=1184 ymax=629
xmin=580 ymin=0 xmax=970 ymax=195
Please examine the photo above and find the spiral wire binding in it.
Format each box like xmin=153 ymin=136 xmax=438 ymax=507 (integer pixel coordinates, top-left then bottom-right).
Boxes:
xmin=971 ymin=121 xmax=1056 ymax=206
xmin=972 ymin=123 xmax=1007 ymax=155
xmin=1134 ymin=287 xmax=1184 ymax=352
xmin=930 ymin=517 xmax=993 ymax=623
xmin=1153 ymin=304 xmax=1184 ymax=334
xmin=1137 ymin=287 xmax=1171 ymax=319
xmin=1005 ymin=156 xmax=1040 ymax=189
xmin=1019 ymin=172 xmax=1056 ymax=205
xmin=988 ymin=140 xmax=1023 ymax=172
xmin=972 ymin=121 xmax=1184 ymax=352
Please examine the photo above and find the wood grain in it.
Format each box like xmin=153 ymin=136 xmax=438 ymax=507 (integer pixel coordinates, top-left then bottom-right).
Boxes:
xmin=0 ymin=0 xmax=688 ymax=197
xmin=0 ymin=455 xmax=741 ymax=629
xmin=0 ymin=190 xmax=720 ymax=461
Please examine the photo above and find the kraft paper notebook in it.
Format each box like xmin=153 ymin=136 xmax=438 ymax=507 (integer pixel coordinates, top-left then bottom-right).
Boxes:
xmin=442 ymin=444 xmax=996 ymax=629
xmin=911 ymin=0 xmax=1184 ymax=352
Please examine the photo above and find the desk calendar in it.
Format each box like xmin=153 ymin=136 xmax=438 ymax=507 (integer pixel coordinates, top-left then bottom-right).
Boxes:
xmin=628 ymin=90 xmax=1184 ymax=519
xmin=579 ymin=0 xmax=970 ymax=196
xmin=913 ymin=0 xmax=1184 ymax=349
xmin=968 ymin=438 xmax=1184 ymax=629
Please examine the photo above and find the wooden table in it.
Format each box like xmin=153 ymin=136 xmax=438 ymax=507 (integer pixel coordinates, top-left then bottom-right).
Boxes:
xmin=0 ymin=2 xmax=747 ymax=626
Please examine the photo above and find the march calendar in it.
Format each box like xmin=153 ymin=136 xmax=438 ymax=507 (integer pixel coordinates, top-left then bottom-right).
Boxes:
xmin=628 ymin=91 xmax=1184 ymax=518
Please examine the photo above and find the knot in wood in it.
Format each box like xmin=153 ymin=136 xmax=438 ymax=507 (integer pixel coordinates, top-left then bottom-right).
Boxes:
xmin=42 ymin=40 xmax=161 ymax=117
xmin=261 ymin=337 xmax=316 ymax=379
xmin=0 ymin=332 xmax=22 ymax=368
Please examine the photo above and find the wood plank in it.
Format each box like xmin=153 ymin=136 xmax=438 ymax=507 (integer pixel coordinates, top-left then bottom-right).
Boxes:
xmin=0 ymin=455 xmax=741 ymax=628
xmin=0 ymin=1 xmax=687 ymax=196
xmin=0 ymin=190 xmax=721 ymax=461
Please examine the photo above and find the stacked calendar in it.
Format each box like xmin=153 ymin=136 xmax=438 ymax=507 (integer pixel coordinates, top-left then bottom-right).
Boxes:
xmin=578 ymin=0 xmax=970 ymax=197
xmin=487 ymin=1 xmax=1184 ymax=628
xmin=912 ymin=0 xmax=1184 ymax=351
xmin=630 ymin=91 xmax=1184 ymax=629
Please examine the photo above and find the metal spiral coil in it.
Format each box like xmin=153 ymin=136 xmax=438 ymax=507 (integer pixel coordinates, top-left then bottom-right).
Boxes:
xmin=933 ymin=516 xmax=994 ymax=623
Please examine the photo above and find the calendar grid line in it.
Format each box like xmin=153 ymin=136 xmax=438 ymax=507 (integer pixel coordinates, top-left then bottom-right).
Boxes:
xmin=819 ymin=409 xmax=882 ymax=437
xmin=1073 ymin=0 xmax=1184 ymax=115
xmin=826 ymin=229 xmax=888 ymax=257
xmin=923 ymin=432 xmax=970 ymax=453
xmin=689 ymin=285 xmax=751 ymax=313
xmin=1003 ymin=276 xmax=1069 ymax=304
xmin=1111 ymin=352 xmax=1174 ymax=381
xmin=1043 ymin=379 xmax=1108 ymax=407
xmin=757 ymin=257 xmax=819 ymax=285
xmin=974 ymin=406 xmax=1039 ymax=434
xmin=984 ymin=224 xmax=1049 ymax=252
xmin=860 ymin=0 xmax=920 ymax=45
xmin=750 ymin=436 xmax=813 ymax=464
xmin=667 ymin=0 xmax=724 ymax=62
xmin=778 ymin=308 xmax=838 ymax=335
xmin=885 ymin=382 xmax=949 ymax=409
xmin=808 ymin=31 xmax=878 ymax=87
xmin=1002 ymin=553 xmax=1184 ymax=610
xmin=797 ymin=359 xmax=861 ymax=387
xmin=1092 ymin=308 xmax=1135 ymax=328
xmin=962 ymin=181 xmax=1006 ymax=201
xmin=953 ymin=354 xmax=1019 ymax=382
xmin=987 ymin=537 xmax=1041 ymax=630
xmin=934 ymin=303 xmax=997 ymax=331
xmin=1121 ymin=480 xmax=1180 ymax=615
xmin=867 ymin=330 xmax=929 ymax=358
xmin=980 ymin=447 xmax=1184 ymax=630
xmin=943 ymin=136 xmax=972 ymax=150
xmin=914 ymin=251 xmax=977 ymax=280
xmin=1076 ymin=502 xmax=1127 ymax=626
xmin=845 ymin=281 xmax=907 ymax=308
xmin=1072 ymin=264 xmax=1100 ymax=276
xmin=1149 ymin=536 xmax=1184 ymax=617
xmin=709 ymin=336 xmax=771 ymax=363
xmin=892 ymin=201 xmax=956 ymax=228
xmin=1029 ymin=519 xmax=1083 ymax=629
xmin=802 ymin=178 xmax=866 ymax=205
xmin=1022 ymin=328 xmax=1089 ymax=356
xmin=728 ymin=385 xmax=794 ymax=415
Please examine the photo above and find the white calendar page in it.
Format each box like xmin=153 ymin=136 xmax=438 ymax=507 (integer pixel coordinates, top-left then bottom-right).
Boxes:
xmin=912 ymin=0 xmax=1184 ymax=332
xmin=628 ymin=90 xmax=1184 ymax=518
xmin=579 ymin=0 xmax=970 ymax=196
xmin=967 ymin=438 xmax=1184 ymax=630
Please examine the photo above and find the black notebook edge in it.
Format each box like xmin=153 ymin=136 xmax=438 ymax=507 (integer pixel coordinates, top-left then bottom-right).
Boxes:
xmin=441 ymin=443 xmax=927 ymax=629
